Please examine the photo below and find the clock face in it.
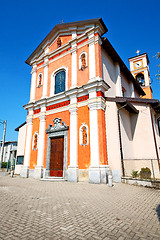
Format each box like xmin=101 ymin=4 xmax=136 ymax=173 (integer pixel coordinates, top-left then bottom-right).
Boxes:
xmin=135 ymin=61 xmax=142 ymax=68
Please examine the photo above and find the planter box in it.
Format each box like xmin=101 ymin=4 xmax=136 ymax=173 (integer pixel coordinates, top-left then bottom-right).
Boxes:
xmin=122 ymin=177 xmax=160 ymax=189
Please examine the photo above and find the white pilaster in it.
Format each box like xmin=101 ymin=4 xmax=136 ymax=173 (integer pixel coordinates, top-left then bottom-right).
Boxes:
xmin=42 ymin=58 xmax=49 ymax=98
xmin=34 ymin=114 xmax=46 ymax=179
xmin=88 ymin=90 xmax=100 ymax=183
xmin=30 ymin=64 xmax=37 ymax=102
xmin=68 ymin=95 xmax=78 ymax=182
xmin=115 ymin=63 xmax=123 ymax=97
xmin=88 ymin=31 xmax=96 ymax=81
xmin=20 ymin=118 xmax=33 ymax=178
xmin=71 ymin=41 xmax=77 ymax=88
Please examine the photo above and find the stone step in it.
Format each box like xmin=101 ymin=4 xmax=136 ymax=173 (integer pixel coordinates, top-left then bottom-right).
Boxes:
xmin=41 ymin=177 xmax=67 ymax=182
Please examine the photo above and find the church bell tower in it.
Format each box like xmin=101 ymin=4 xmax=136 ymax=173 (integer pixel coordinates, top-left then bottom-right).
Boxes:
xmin=129 ymin=52 xmax=153 ymax=99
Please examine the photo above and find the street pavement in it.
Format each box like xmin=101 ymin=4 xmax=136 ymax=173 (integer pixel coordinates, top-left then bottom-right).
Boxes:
xmin=0 ymin=174 xmax=160 ymax=240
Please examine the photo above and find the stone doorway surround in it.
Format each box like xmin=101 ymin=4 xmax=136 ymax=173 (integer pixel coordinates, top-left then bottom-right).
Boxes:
xmin=45 ymin=118 xmax=69 ymax=179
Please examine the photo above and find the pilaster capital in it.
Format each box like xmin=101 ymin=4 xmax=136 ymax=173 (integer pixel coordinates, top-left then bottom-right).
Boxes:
xmin=26 ymin=118 xmax=33 ymax=125
xmin=88 ymin=102 xmax=97 ymax=111
xmin=31 ymin=65 xmax=37 ymax=74
xmin=70 ymin=46 xmax=77 ymax=53
xmin=88 ymin=37 xmax=95 ymax=45
xmin=95 ymin=34 xmax=102 ymax=45
xmin=39 ymin=115 xmax=46 ymax=121
xmin=69 ymin=106 xmax=78 ymax=115
xmin=88 ymin=100 xmax=106 ymax=111
xmin=44 ymin=58 xmax=49 ymax=67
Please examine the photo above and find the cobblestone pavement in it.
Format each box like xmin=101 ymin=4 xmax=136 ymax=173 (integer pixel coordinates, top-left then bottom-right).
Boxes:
xmin=0 ymin=175 xmax=160 ymax=240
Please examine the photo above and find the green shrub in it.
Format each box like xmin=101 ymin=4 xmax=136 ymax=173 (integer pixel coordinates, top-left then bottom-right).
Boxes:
xmin=140 ymin=167 xmax=151 ymax=179
xmin=1 ymin=162 xmax=7 ymax=168
xmin=131 ymin=170 xmax=139 ymax=178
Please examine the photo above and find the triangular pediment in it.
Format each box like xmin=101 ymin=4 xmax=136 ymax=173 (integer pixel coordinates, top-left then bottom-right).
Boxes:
xmin=26 ymin=18 xmax=108 ymax=66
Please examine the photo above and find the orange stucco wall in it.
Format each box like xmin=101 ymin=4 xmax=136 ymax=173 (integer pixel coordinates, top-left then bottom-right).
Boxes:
xmin=47 ymin=54 xmax=72 ymax=96
xmin=77 ymin=45 xmax=89 ymax=86
xmin=49 ymin=35 xmax=72 ymax=52
xmin=77 ymin=106 xmax=90 ymax=169
xmin=142 ymin=86 xmax=153 ymax=99
xmin=95 ymin=41 xmax=102 ymax=78
xmin=29 ymin=118 xmax=40 ymax=169
xmin=97 ymin=109 xmax=108 ymax=165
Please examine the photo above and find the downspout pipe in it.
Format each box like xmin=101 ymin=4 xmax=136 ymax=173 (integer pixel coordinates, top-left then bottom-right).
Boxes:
xmin=149 ymin=106 xmax=160 ymax=172
xmin=117 ymin=104 xmax=127 ymax=177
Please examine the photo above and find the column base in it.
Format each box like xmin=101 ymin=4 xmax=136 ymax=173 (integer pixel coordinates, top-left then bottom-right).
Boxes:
xmin=68 ymin=166 xmax=78 ymax=182
xmin=100 ymin=165 xmax=110 ymax=184
xmin=20 ymin=166 xmax=29 ymax=178
xmin=34 ymin=166 xmax=43 ymax=179
xmin=89 ymin=166 xmax=100 ymax=184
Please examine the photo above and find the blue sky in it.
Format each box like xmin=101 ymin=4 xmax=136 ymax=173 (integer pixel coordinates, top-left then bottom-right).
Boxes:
xmin=0 ymin=0 xmax=160 ymax=141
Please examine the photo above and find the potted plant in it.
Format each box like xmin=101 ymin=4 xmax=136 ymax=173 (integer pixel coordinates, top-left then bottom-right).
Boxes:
xmin=140 ymin=167 xmax=151 ymax=179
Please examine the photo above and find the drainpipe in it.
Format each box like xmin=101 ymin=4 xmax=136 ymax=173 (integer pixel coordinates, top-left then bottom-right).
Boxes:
xmin=150 ymin=106 xmax=160 ymax=172
xmin=117 ymin=104 xmax=127 ymax=177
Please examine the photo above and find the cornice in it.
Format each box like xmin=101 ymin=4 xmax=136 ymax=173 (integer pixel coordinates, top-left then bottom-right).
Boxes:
xmin=24 ymin=80 xmax=109 ymax=110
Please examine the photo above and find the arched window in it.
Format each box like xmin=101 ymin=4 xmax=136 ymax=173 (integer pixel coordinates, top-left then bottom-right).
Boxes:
xmin=55 ymin=70 xmax=65 ymax=94
xmin=79 ymin=52 xmax=87 ymax=70
xmin=32 ymin=132 xmax=38 ymax=150
xmin=136 ymin=73 xmax=145 ymax=86
xmin=37 ymin=73 xmax=43 ymax=87
xmin=79 ymin=124 xmax=89 ymax=146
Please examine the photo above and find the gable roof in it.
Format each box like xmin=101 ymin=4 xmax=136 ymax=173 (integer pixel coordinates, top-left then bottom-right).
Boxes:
xmin=25 ymin=18 xmax=107 ymax=65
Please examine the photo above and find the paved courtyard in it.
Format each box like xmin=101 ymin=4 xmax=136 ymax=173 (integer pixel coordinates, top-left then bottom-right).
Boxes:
xmin=0 ymin=174 xmax=160 ymax=240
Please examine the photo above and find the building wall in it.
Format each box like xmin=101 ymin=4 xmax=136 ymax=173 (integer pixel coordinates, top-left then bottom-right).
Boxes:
xmin=101 ymin=49 xmax=116 ymax=97
xmin=17 ymin=124 xmax=26 ymax=156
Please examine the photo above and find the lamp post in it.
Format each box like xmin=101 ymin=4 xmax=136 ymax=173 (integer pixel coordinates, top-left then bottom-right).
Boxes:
xmin=0 ymin=120 xmax=7 ymax=169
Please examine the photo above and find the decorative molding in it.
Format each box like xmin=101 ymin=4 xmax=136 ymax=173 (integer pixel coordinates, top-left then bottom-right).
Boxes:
xmin=39 ymin=115 xmax=46 ymax=121
xmin=69 ymin=107 xmax=78 ymax=115
xmin=26 ymin=118 xmax=33 ymax=124
xmin=34 ymin=109 xmax=41 ymax=114
xmin=32 ymin=132 xmax=39 ymax=150
xmin=77 ymin=95 xmax=89 ymax=102
xmin=79 ymin=123 xmax=89 ymax=146
xmin=46 ymin=100 xmax=70 ymax=111
xmin=46 ymin=118 xmax=69 ymax=133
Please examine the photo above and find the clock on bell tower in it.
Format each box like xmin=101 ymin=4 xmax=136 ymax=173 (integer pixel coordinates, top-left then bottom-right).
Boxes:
xmin=128 ymin=52 xmax=153 ymax=99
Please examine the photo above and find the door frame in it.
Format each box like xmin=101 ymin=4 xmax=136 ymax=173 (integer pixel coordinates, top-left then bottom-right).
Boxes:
xmin=46 ymin=118 xmax=69 ymax=179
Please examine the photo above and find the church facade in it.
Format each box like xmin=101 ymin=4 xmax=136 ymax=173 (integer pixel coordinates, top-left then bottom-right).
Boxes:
xmin=20 ymin=18 xmax=160 ymax=183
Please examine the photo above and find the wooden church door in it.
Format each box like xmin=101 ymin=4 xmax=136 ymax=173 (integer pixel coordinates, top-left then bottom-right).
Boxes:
xmin=50 ymin=137 xmax=64 ymax=177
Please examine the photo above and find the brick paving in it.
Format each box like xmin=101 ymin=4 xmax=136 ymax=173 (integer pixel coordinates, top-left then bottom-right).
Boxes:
xmin=0 ymin=174 xmax=160 ymax=240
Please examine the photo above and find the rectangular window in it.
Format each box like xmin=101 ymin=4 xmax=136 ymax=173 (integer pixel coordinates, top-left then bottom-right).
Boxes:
xmin=17 ymin=156 xmax=24 ymax=165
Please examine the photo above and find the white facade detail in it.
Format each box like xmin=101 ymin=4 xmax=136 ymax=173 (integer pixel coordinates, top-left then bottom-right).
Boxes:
xmin=68 ymin=95 xmax=78 ymax=182
xmin=71 ymin=42 xmax=77 ymax=88
xmin=42 ymin=58 xmax=49 ymax=97
xmin=88 ymin=31 xmax=96 ymax=81
xmin=30 ymin=64 xmax=37 ymax=102
xmin=37 ymin=115 xmax=46 ymax=167
xmin=88 ymin=101 xmax=99 ymax=166
xmin=20 ymin=118 xmax=33 ymax=178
